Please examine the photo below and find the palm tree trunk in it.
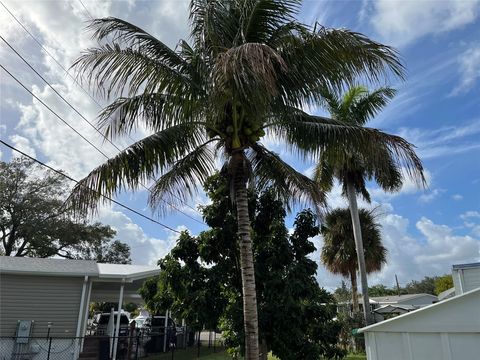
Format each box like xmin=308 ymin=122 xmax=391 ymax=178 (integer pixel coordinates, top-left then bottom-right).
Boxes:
xmin=346 ymin=182 xmax=373 ymax=325
xmin=350 ymin=272 xmax=359 ymax=314
xmin=233 ymin=153 xmax=260 ymax=360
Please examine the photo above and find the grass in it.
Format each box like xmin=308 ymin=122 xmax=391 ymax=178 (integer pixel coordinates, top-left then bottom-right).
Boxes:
xmin=145 ymin=347 xmax=366 ymax=360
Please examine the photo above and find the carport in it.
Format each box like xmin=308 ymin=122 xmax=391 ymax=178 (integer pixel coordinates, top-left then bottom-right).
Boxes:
xmin=78 ymin=263 xmax=160 ymax=359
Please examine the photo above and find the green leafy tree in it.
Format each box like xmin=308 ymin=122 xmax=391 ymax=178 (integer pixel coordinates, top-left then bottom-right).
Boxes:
xmin=0 ymin=158 xmax=129 ymax=261
xmin=434 ymin=275 xmax=454 ymax=295
xmin=141 ymin=175 xmax=345 ymax=360
xmin=368 ymin=284 xmax=398 ymax=297
xmin=334 ymin=280 xmax=352 ymax=302
xmin=404 ymin=276 xmax=437 ymax=295
xmin=314 ymin=86 xmax=425 ymax=324
xmin=68 ymin=2 xmax=422 ymax=356
xmin=321 ymin=208 xmax=387 ymax=316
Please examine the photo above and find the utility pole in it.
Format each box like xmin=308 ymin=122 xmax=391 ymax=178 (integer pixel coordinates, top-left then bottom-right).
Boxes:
xmin=395 ymin=274 xmax=401 ymax=296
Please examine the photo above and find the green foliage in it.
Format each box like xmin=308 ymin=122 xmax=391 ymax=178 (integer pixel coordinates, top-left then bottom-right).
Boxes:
xmin=434 ymin=275 xmax=454 ymax=295
xmin=334 ymin=281 xmax=352 ymax=302
xmin=404 ymin=276 xmax=437 ymax=295
xmin=0 ymin=158 xmax=130 ymax=263
xmin=321 ymin=208 xmax=387 ymax=277
xmin=141 ymin=174 xmax=345 ymax=360
xmin=368 ymin=284 xmax=398 ymax=297
xmin=314 ymin=85 xmax=425 ymax=204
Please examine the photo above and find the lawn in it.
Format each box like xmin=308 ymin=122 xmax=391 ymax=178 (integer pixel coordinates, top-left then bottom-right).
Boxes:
xmin=145 ymin=347 xmax=366 ymax=360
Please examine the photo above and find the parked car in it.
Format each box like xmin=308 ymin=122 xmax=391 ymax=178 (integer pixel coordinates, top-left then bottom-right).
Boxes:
xmin=130 ymin=316 xmax=148 ymax=335
xmin=92 ymin=312 xmax=130 ymax=336
xmin=143 ymin=316 xmax=176 ymax=353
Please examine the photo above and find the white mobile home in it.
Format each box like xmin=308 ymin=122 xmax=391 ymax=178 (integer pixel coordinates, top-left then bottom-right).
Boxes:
xmin=0 ymin=256 xmax=159 ymax=359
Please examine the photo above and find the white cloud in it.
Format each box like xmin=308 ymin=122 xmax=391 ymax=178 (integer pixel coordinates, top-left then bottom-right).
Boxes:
xmin=96 ymin=205 xmax=185 ymax=265
xmin=9 ymin=134 xmax=36 ymax=157
xmin=450 ymin=46 xmax=480 ymax=95
xmin=418 ymin=188 xmax=446 ymax=203
xmin=452 ymin=194 xmax=463 ymax=201
xmin=398 ymin=120 xmax=480 ymax=159
xmin=368 ymin=0 xmax=480 ymax=47
xmin=317 ymin=211 xmax=480 ymax=291
xmin=461 ymin=211 xmax=480 ymax=220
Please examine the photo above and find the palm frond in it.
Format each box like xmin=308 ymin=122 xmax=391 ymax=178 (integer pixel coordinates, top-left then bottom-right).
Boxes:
xmin=268 ymin=108 xmax=425 ymax=188
xmin=73 ymin=43 xmax=192 ymax=99
xmin=241 ymin=0 xmax=300 ymax=43
xmin=67 ymin=124 xmax=206 ymax=214
xmin=149 ymin=141 xmax=217 ymax=214
xmin=248 ymin=143 xmax=326 ymax=212
xmin=87 ymin=17 xmax=187 ymax=70
xmin=321 ymin=208 xmax=387 ymax=276
xmin=98 ymin=93 xmax=204 ymax=138
xmin=276 ymin=27 xmax=404 ymax=108
xmin=351 ymin=87 xmax=396 ymax=125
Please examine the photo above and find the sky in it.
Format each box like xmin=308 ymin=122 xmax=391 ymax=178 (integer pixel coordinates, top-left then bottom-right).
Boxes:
xmin=0 ymin=0 xmax=479 ymax=291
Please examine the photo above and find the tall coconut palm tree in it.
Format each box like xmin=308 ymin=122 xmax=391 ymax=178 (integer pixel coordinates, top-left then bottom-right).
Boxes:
xmin=314 ymin=85 xmax=425 ymax=325
xmin=68 ymin=2 xmax=422 ymax=358
xmin=321 ymin=208 xmax=387 ymax=316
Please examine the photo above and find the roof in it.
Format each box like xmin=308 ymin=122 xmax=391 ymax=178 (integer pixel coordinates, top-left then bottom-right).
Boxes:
xmin=0 ymin=256 xmax=98 ymax=276
xmin=452 ymin=262 xmax=480 ymax=270
xmin=0 ymin=256 xmax=160 ymax=280
xmin=359 ymin=287 xmax=480 ymax=333
xmin=373 ymin=304 xmax=416 ymax=314
xmin=438 ymin=287 xmax=455 ymax=301
xmin=97 ymin=263 xmax=160 ymax=280
xmin=370 ymin=293 xmax=436 ymax=304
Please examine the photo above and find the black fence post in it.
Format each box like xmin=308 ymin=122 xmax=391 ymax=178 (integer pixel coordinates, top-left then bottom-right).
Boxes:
xmin=197 ymin=330 xmax=201 ymax=358
xmin=213 ymin=331 xmax=216 ymax=353
xmin=46 ymin=337 xmax=52 ymax=360
xmin=135 ymin=334 xmax=140 ymax=360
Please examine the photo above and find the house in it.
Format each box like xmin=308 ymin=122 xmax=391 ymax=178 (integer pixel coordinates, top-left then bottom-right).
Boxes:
xmin=0 ymin=256 xmax=160 ymax=360
xmin=369 ymin=293 xmax=438 ymax=321
xmin=359 ymin=262 xmax=480 ymax=359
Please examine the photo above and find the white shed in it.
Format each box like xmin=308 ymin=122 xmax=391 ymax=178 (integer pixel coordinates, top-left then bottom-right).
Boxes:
xmin=359 ymin=287 xmax=480 ymax=360
xmin=452 ymin=262 xmax=480 ymax=294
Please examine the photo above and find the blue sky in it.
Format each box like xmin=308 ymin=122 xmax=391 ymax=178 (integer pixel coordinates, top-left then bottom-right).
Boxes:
xmin=0 ymin=0 xmax=479 ymax=290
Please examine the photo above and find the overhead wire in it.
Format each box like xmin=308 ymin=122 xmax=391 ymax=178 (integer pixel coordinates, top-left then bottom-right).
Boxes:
xmin=0 ymin=138 xmax=181 ymax=234
xmin=0 ymin=11 xmax=205 ymax=223
xmin=0 ymin=0 xmax=203 ymax=216
xmin=0 ymin=60 xmax=205 ymax=225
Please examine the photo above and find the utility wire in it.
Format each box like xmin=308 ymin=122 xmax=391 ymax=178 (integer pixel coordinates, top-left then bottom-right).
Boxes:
xmin=0 ymin=6 xmax=202 ymax=217
xmin=0 ymin=0 xmax=103 ymax=109
xmin=0 ymin=60 xmax=204 ymax=224
xmin=0 ymin=63 xmax=111 ymax=159
xmin=0 ymin=138 xmax=181 ymax=233
xmin=77 ymin=0 xmax=94 ymax=20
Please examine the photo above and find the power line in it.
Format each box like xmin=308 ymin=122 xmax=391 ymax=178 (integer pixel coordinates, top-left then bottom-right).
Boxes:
xmin=0 ymin=8 xmax=203 ymax=217
xmin=0 ymin=63 xmax=111 ymax=158
xmin=77 ymin=0 xmax=94 ymax=20
xmin=0 ymin=0 xmax=103 ymax=109
xmin=0 ymin=60 xmax=205 ymax=224
xmin=0 ymin=138 xmax=181 ymax=234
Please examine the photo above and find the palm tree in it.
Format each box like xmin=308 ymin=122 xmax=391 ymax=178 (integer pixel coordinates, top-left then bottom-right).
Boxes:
xmin=68 ymin=2 xmax=422 ymax=358
xmin=321 ymin=208 xmax=387 ymax=316
xmin=314 ymin=85 xmax=425 ymax=325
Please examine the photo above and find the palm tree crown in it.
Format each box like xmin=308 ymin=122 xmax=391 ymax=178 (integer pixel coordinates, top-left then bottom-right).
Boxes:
xmin=321 ymin=208 xmax=387 ymax=313
xmin=314 ymin=85 xmax=425 ymax=201
xmin=321 ymin=208 xmax=387 ymax=276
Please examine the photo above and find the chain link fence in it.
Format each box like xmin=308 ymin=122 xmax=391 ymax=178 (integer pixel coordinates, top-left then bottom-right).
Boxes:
xmin=0 ymin=327 xmax=224 ymax=360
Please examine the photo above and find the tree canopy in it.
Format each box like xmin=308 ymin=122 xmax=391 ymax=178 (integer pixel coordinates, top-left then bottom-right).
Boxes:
xmin=0 ymin=158 xmax=130 ymax=263
xmin=141 ymin=174 xmax=344 ymax=360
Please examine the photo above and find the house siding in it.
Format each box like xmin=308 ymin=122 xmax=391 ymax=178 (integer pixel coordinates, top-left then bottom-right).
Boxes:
xmin=453 ymin=267 xmax=480 ymax=294
xmin=0 ymin=274 xmax=84 ymax=337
